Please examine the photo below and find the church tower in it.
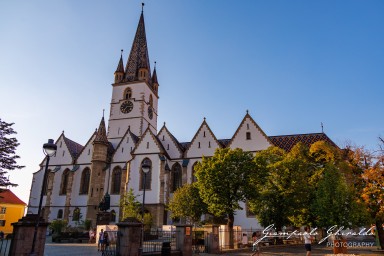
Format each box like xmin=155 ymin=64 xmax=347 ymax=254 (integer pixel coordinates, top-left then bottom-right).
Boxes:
xmin=107 ymin=7 xmax=159 ymax=147
xmin=86 ymin=116 xmax=109 ymax=221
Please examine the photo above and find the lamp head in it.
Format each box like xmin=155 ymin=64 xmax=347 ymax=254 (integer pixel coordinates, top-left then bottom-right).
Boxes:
xmin=141 ymin=161 xmax=151 ymax=174
xmin=43 ymin=139 xmax=57 ymax=157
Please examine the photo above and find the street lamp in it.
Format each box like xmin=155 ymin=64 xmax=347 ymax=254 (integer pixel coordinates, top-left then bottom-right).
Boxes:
xmin=139 ymin=160 xmax=151 ymax=256
xmin=30 ymin=139 xmax=57 ymax=255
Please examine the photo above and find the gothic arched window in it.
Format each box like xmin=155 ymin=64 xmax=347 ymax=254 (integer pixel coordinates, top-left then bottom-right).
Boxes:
xmin=60 ymin=169 xmax=70 ymax=195
xmin=43 ymin=169 xmax=52 ymax=195
xmin=72 ymin=207 xmax=80 ymax=221
xmin=111 ymin=167 xmax=122 ymax=194
xmin=57 ymin=209 xmax=63 ymax=219
xmin=192 ymin=162 xmax=198 ymax=183
xmin=149 ymin=94 xmax=153 ymax=107
xmin=140 ymin=158 xmax=152 ymax=190
xmin=124 ymin=87 xmax=132 ymax=99
xmin=79 ymin=168 xmax=90 ymax=195
xmin=171 ymin=163 xmax=182 ymax=192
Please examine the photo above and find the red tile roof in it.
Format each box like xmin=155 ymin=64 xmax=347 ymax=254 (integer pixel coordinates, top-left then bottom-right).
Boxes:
xmin=269 ymin=133 xmax=338 ymax=152
xmin=0 ymin=189 xmax=26 ymax=205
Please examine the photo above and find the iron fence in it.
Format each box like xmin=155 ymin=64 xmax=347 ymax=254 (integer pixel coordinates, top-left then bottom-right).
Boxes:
xmin=101 ymin=231 xmax=119 ymax=256
xmin=143 ymin=230 xmax=178 ymax=253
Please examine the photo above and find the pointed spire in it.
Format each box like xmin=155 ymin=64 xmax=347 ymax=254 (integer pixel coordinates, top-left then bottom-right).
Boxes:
xmin=152 ymin=61 xmax=158 ymax=84
xmin=94 ymin=116 xmax=109 ymax=144
xmin=115 ymin=49 xmax=124 ymax=73
xmin=124 ymin=7 xmax=151 ymax=83
xmin=114 ymin=50 xmax=125 ymax=83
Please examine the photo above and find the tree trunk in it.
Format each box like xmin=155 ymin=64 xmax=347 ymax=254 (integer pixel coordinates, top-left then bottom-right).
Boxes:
xmin=376 ymin=220 xmax=384 ymax=250
xmin=227 ymin=213 xmax=234 ymax=249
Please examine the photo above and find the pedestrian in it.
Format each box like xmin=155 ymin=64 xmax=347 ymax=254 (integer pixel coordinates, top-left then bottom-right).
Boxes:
xmin=89 ymin=228 xmax=94 ymax=243
xmin=251 ymin=231 xmax=260 ymax=256
xmin=304 ymin=226 xmax=313 ymax=256
xmin=242 ymin=233 xmax=248 ymax=248
xmin=103 ymin=231 xmax=109 ymax=251
xmin=98 ymin=229 xmax=104 ymax=251
xmin=0 ymin=231 xmax=4 ymax=240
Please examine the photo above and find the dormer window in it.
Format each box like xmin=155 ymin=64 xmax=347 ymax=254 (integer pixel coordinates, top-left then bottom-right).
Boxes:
xmin=124 ymin=87 xmax=132 ymax=99
xmin=138 ymin=68 xmax=148 ymax=81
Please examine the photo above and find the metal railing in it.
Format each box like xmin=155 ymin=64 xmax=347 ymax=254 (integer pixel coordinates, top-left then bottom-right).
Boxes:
xmin=143 ymin=230 xmax=178 ymax=253
xmin=101 ymin=231 xmax=119 ymax=256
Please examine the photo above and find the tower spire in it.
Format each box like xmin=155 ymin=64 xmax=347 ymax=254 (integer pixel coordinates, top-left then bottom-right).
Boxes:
xmin=94 ymin=116 xmax=109 ymax=144
xmin=124 ymin=6 xmax=151 ymax=83
xmin=114 ymin=49 xmax=125 ymax=83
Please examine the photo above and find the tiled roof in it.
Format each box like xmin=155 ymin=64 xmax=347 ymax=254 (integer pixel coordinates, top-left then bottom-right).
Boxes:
xmin=218 ymin=139 xmax=231 ymax=147
xmin=269 ymin=133 xmax=338 ymax=152
xmin=179 ymin=142 xmax=191 ymax=151
xmin=63 ymin=136 xmax=84 ymax=159
xmin=95 ymin=117 xmax=109 ymax=144
xmin=124 ymin=12 xmax=151 ymax=83
xmin=0 ymin=189 xmax=26 ymax=205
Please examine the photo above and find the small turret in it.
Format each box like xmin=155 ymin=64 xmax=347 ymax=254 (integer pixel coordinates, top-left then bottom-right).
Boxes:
xmin=114 ymin=50 xmax=125 ymax=83
xmin=152 ymin=61 xmax=159 ymax=94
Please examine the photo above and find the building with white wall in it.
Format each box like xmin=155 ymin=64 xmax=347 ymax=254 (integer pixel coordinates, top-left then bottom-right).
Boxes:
xmin=28 ymin=8 xmax=337 ymax=229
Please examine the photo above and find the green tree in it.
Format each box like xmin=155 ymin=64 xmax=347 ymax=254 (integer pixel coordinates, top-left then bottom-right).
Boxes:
xmin=309 ymin=141 xmax=369 ymax=229
xmin=0 ymin=118 xmax=24 ymax=186
xmin=194 ymin=148 xmax=255 ymax=248
xmin=119 ymin=188 xmax=141 ymax=221
xmin=167 ymin=183 xmax=207 ymax=225
xmin=249 ymin=143 xmax=313 ymax=232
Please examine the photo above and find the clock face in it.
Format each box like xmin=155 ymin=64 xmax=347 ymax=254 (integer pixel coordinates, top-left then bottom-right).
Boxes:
xmin=120 ymin=100 xmax=133 ymax=113
xmin=148 ymin=106 xmax=153 ymax=120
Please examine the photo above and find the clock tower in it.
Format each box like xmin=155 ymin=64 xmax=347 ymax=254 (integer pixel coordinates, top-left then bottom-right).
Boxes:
xmin=107 ymin=9 xmax=159 ymax=147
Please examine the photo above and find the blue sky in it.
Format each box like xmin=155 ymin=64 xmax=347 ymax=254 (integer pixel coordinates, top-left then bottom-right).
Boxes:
xmin=1 ymin=0 xmax=383 ymax=203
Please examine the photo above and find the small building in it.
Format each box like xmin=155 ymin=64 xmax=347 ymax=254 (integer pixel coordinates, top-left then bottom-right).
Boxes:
xmin=0 ymin=189 xmax=26 ymax=234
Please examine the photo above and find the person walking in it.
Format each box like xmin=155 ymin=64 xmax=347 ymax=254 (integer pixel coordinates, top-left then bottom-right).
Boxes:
xmin=98 ymin=229 xmax=104 ymax=251
xmin=103 ymin=231 xmax=109 ymax=252
xmin=304 ymin=226 xmax=313 ymax=256
xmin=251 ymin=231 xmax=260 ymax=256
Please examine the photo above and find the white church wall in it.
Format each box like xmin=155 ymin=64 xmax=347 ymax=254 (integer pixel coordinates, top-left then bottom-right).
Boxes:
xmin=234 ymin=202 xmax=263 ymax=230
xmin=128 ymin=154 xmax=160 ymax=205
xmin=186 ymin=124 xmax=221 ymax=159
xmin=229 ymin=117 xmax=271 ymax=151
xmin=158 ymin=129 xmax=182 ymax=159
xmin=49 ymin=138 xmax=74 ymax=166
xmin=29 ymin=168 xmax=44 ymax=214
xmin=76 ymin=136 xmax=95 ymax=164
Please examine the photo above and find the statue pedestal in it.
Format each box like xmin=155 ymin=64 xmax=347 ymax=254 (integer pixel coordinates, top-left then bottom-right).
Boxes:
xmin=96 ymin=211 xmax=111 ymax=225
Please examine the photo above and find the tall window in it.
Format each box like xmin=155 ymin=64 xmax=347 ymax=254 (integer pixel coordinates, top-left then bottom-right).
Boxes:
xmin=60 ymin=169 xmax=70 ymax=195
xmin=192 ymin=162 xmax=198 ymax=183
xmin=43 ymin=169 xmax=52 ymax=195
xmin=246 ymin=132 xmax=251 ymax=140
xmin=57 ymin=209 xmax=63 ymax=219
xmin=171 ymin=163 xmax=182 ymax=192
xmin=124 ymin=87 xmax=132 ymax=99
xmin=140 ymin=158 xmax=152 ymax=190
xmin=111 ymin=210 xmax=116 ymax=222
xmin=111 ymin=167 xmax=122 ymax=194
xmin=149 ymin=94 xmax=153 ymax=107
xmin=72 ymin=207 xmax=80 ymax=221
xmin=79 ymin=168 xmax=90 ymax=195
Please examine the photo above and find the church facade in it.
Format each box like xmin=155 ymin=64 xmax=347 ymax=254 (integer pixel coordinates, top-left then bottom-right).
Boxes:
xmin=28 ymin=10 xmax=337 ymax=229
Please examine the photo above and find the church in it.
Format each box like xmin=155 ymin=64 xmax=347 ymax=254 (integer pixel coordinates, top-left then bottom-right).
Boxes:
xmin=28 ymin=8 xmax=337 ymax=229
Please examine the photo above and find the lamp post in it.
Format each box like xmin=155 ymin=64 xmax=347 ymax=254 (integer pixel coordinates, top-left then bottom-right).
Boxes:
xmin=139 ymin=160 xmax=151 ymax=256
xmin=30 ymin=139 xmax=57 ymax=256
